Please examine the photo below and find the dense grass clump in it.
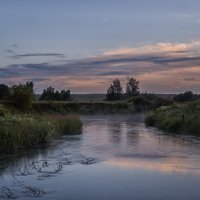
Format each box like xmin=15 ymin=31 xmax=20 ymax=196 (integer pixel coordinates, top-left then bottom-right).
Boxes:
xmin=51 ymin=115 xmax=83 ymax=135
xmin=145 ymin=100 xmax=200 ymax=134
xmin=0 ymin=105 xmax=83 ymax=153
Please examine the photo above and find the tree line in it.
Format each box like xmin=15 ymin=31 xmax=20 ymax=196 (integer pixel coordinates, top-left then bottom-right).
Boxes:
xmin=173 ymin=91 xmax=200 ymax=102
xmin=0 ymin=78 xmax=199 ymax=111
xmin=106 ymin=77 xmax=140 ymax=101
xmin=0 ymin=82 xmax=71 ymax=110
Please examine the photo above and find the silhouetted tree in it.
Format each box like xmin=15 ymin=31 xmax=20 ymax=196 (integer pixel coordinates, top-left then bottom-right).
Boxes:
xmin=0 ymin=84 xmax=10 ymax=100
xmin=26 ymin=81 xmax=34 ymax=94
xmin=60 ymin=90 xmax=71 ymax=100
xmin=106 ymin=84 xmax=115 ymax=101
xmin=126 ymin=77 xmax=140 ymax=97
xmin=106 ymin=79 xmax=123 ymax=101
xmin=173 ymin=91 xmax=198 ymax=102
xmin=39 ymin=87 xmax=71 ymax=101
xmin=10 ymin=82 xmax=35 ymax=110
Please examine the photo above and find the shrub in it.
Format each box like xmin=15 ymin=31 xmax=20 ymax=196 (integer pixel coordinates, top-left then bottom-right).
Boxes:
xmin=0 ymin=104 xmax=10 ymax=117
xmin=10 ymin=82 xmax=34 ymax=111
xmin=173 ymin=91 xmax=200 ymax=102
xmin=145 ymin=101 xmax=200 ymax=134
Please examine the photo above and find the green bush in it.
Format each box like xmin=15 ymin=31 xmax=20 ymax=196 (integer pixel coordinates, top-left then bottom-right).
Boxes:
xmin=145 ymin=100 xmax=200 ymax=134
xmin=10 ymin=82 xmax=34 ymax=111
xmin=145 ymin=112 xmax=157 ymax=126
xmin=0 ymin=104 xmax=10 ymax=117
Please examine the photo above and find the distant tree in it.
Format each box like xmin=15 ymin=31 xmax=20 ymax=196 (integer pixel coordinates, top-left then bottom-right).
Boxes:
xmin=173 ymin=91 xmax=196 ymax=102
xmin=0 ymin=84 xmax=10 ymax=100
xmin=106 ymin=84 xmax=115 ymax=101
xmin=126 ymin=77 xmax=140 ymax=97
xmin=106 ymin=78 xmax=123 ymax=101
xmin=26 ymin=81 xmax=34 ymax=94
xmin=39 ymin=87 xmax=71 ymax=101
xmin=60 ymin=90 xmax=71 ymax=101
xmin=39 ymin=87 xmax=55 ymax=100
xmin=10 ymin=82 xmax=35 ymax=110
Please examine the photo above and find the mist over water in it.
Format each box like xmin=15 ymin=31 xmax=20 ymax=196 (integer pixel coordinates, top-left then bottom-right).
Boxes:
xmin=0 ymin=115 xmax=200 ymax=200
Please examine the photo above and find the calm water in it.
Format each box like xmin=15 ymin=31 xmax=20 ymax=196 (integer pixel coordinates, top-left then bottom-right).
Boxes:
xmin=0 ymin=115 xmax=200 ymax=200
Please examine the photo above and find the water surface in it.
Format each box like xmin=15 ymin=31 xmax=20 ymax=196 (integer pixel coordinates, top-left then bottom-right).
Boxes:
xmin=0 ymin=115 xmax=200 ymax=200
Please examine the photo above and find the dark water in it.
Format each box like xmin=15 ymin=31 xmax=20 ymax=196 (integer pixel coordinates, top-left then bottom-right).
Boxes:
xmin=0 ymin=115 xmax=200 ymax=200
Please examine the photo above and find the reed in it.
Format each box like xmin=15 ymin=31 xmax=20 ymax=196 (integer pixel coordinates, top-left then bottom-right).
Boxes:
xmin=0 ymin=106 xmax=83 ymax=153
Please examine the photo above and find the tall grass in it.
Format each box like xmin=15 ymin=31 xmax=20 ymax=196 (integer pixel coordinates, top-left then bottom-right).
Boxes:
xmin=145 ymin=100 xmax=200 ymax=134
xmin=53 ymin=115 xmax=83 ymax=135
xmin=0 ymin=106 xmax=83 ymax=153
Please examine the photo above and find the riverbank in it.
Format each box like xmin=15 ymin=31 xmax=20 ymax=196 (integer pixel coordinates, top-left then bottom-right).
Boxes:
xmin=1 ymin=115 xmax=200 ymax=200
xmin=32 ymin=94 xmax=172 ymax=114
xmin=0 ymin=105 xmax=83 ymax=154
xmin=0 ymin=94 xmax=172 ymax=154
xmin=145 ymin=100 xmax=200 ymax=134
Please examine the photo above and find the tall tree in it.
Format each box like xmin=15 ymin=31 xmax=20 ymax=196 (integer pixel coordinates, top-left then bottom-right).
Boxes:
xmin=106 ymin=78 xmax=123 ymax=101
xmin=126 ymin=77 xmax=140 ymax=97
xmin=39 ymin=87 xmax=71 ymax=101
xmin=10 ymin=82 xmax=35 ymax=110
xmin=106 ymin=84 xmax=115 ymax=101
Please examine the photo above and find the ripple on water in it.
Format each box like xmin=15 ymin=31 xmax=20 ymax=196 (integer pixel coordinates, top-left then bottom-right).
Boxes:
xmin=0 ymin=115 xmax=200 ymax=200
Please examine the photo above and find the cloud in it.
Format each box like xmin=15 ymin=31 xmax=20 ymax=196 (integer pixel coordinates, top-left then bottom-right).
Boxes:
xmin=103 ymin=40 xmax=200 ymax=56
xmin=184 ymin=77 xmax=196 ymax=81
xmin=98 ymin=71 xmax=129 ymax=76
xmin=1 ymin=41 xmax=200 ymax=93
xmin=10 ymin=53 xmax=65 ymax=59
xmin=12 ymin=44 xmax=18 ymax=48
xmin=4 ymin=44 xmax=65 ymax=59
xmin=5 ymin=49 xmax=15 ymax=54
xmin=27 ymin=78 xmax=51 ymax=82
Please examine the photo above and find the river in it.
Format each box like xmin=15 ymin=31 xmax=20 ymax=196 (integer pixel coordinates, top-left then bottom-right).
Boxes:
xmin=0 ymin=115 xmax=200 ymax=200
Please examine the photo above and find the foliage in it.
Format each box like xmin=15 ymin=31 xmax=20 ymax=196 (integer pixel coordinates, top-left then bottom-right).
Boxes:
xmin=126 ymin=77 xmax=140 ymax=97
xmin=53 ymin=115 xmax=83 ymax=135
xmin=127 ymin=94 xmax=173 ymax=112
xmin=0 ymin=114 xmax=83 ymax=154
xmin=33 ymin=101 xmax=130 ymax=114
xmin=106 ymin=78 xmax=123 ymax=101
xmin=0 ymin=84 xmax=10 ymax=100
xmin=0 ymin=104 xmax=10 ymax=117
xmin=145 ymin=100 xmax=200 ymax=134
xmin=9 ymin=82 xmax=35 ymax=111
xmin=40 ymin=87 xmax=71 ymax=101
xmin=173 ymin=91 xmax=199 ymax=102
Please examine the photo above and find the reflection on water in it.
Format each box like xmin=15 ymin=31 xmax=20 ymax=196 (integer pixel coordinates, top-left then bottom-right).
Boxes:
xmin=0 ymin=114 xmax=200 ymax=200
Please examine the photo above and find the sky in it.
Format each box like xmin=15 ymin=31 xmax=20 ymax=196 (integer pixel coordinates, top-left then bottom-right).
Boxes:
xmin=0 ymin=0 xmax=200 ymax=93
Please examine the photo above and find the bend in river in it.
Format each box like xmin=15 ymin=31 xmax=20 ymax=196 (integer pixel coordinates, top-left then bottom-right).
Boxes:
xmin=0 ymin=115 xmax=200 ymax=200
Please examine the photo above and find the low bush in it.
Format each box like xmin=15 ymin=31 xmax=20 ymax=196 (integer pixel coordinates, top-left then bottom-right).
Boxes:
xmin=145 ymin=100 xmax=200 ymax=134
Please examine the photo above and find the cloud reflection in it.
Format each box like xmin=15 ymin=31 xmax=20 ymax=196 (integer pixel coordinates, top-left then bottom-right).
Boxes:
xmin=106 ymin=156 xmax=200 ymax=175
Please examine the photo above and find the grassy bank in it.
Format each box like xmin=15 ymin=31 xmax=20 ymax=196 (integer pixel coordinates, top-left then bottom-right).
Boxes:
xmin=33 ymin=101 xmax=130 ymax=114
xmin=0 ymin=105 xmax=83 ymax=154
xmin=31 ymin=94 xmax=172 ymax=114
xmin=0 ymin=93 xmax=172 ymax=114
xmin=145 ymin=100 xmax=200 ymax=134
